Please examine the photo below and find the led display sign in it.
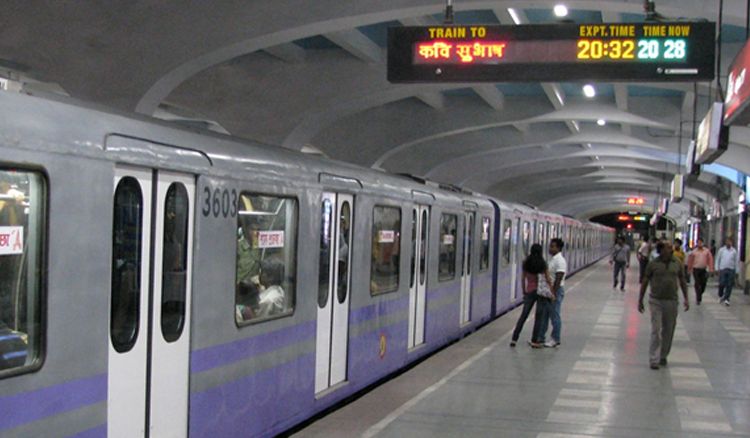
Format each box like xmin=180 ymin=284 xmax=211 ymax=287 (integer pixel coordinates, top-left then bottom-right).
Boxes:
xmin=388 ymin=22 xmax=715 ymax=82
xmin=627 ymin=197 xmax=645 ymax=205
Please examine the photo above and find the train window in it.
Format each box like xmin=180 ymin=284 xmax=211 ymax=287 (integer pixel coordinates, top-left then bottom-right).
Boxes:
xmin=479 ymin=216 xmax=491 ymax=271
xmin=111 ymin=176 xmax=142 ymax=354
xmin=371 ymin=206 xmax=401 ymax=295
xmin=438 ymin=214 xmax=457 ymax=281
xmin=160 ymin=183 xmax=189 ymax=343
xmin=502 ymin=219 xmax=512 ymax=265
xmin=410 ymin=209 xmax=416 ymax=288
xmin=538 ymin=221 xmax=545 ymax=245
xmin=337 ymin=202 xmax=351 ymax=304
xmin=419 ymin=209 xmax=428 ymax=285
xmin=465 ymin=214 xmax=474 ymax=276
xmin=0 ymin=169 xmax=45 ymax=375
xmin=235 ymin=193 xmax=297 ymax=325
xmin=522 ymin=221 xmax=530 ymax=256
xmin=318 ymin=199 xmax=333 ymax=308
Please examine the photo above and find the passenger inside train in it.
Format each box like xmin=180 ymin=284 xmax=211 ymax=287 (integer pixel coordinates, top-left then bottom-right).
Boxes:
xmin=235 ymin=193 xmax=297 ymax=323
xmin=0 ymin=170 xmax=43 ymax=371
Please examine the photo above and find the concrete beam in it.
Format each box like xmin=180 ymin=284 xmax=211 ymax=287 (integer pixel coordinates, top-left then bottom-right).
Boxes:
xmin=472 ymin=84 xmax=505 ymax=111
xmin=263 ymin=43 xmax=306 ymax=63
xmin=324 ymin=29 xmax=383 ymax=64
xmin=416 ymin=91 xmax=445 ymax=109
xmin=614 ymin=83 xmax=631 ymax=135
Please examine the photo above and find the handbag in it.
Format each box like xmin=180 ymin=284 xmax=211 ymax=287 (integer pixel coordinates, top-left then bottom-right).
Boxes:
xmin=536 ymin=273 xmax=554 ymax=299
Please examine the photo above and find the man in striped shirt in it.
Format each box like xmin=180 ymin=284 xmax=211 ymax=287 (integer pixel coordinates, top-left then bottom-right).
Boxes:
xmin=687 ymin=238 xmax=714 ymax=305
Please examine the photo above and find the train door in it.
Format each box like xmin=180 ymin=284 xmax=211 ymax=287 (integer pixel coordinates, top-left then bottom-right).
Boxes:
xmin=460 ymin=212 xmax=475 ymax=325
xmin=108 ymin=166 xmax=195 ymax=438
xmin=315 ymin=193 xmax=353 ymax=394
xmin=408 ymin=205 xmax=429 ymax=349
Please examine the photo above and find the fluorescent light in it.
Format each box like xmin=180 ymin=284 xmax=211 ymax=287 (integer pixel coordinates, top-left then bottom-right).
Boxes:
xmin=508 ymin=8 xmax=522 ymax=25
xmin=583 ymin=84 xmax=596 ymax=98
xmin=597 ymin=118 xmax=606 ymax=126
xmin=595 ymin=156 xmax=600 ymax=160
xmin=554 ymin=4 xmax=568 ymax=17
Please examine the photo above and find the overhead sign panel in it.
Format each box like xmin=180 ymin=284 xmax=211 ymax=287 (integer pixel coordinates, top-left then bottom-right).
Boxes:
xmin=724 ymin=37 xmax=750 ymax=125
xmin=695 ymin=102 xmax=729 ymax=164
xmin=388 ymin=22 xmax=715 ymax=83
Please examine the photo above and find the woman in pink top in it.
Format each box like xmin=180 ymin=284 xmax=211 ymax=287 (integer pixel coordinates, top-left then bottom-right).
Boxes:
xmin=511 ymin=243 xmax=548 ymax=347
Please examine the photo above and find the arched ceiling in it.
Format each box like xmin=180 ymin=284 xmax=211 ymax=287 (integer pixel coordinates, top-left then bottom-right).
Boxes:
xmin=2 ymin=0 xmax=749 ymax=221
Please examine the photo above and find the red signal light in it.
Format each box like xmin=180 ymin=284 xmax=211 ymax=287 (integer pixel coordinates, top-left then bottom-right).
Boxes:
xmin=626 ymin=223 xmax=633 ymax=229
xmin=617 ymin=215 xmax=630 ymax=221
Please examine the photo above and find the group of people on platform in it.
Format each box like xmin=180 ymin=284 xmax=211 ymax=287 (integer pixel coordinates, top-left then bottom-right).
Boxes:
xmin=510 ymin=238 xmax=567 ymax=349
xmin=620 ymin=234 xmax=740 ymax=370
xmin=508 ymin=231 xmax=742 ymax=372
xmin=632 ymin=236 xmax=739 ymax=306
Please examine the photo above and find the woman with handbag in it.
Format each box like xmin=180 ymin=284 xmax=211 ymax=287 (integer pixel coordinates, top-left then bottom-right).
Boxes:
xmin=510 ymin=243 xmax=547 ymax=347
xmin=530 ymin=247 xmax=555 ymax=348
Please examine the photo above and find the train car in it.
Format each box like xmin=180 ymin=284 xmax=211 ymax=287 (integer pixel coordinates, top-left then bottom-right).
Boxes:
xmin=0 ymin=91 xmax=612 ymax=437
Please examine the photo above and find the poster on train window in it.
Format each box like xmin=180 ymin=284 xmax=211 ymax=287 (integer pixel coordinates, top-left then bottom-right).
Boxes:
xmin=378 ymin=230 xmax=395 ymax=243
xmin=257 ymin=230 xmax=285 ymax=248
xmin=442 ymin=234 xmax=455 ymax=245
xmin=0 ymin=226 xmax=23 ymax=255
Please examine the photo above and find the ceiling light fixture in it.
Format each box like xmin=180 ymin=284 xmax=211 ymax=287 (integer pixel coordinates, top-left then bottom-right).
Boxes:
xmin=553 ymin=4 xmax=569 ymax=17
xmin=597 ymin=118 xmax=606 ymax=126
xmin=508 ymin=8 xmax=522 ymax=25
xmin=583 ymin=84 xmax=596 ymax=98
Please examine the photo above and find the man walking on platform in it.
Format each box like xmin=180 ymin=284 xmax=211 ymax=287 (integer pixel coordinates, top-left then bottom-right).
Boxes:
xmin=687 ymin=238 xmax=713 ymax=305
xmin=638 ymin=242 xmax=689 ymax=370
xmin=637 ymin=238 xmax=651 ymax=283
xmin=716 ymin=238 xmax=739 ymax=306
xmin=610 ymin=236 xmax=630 ymax=291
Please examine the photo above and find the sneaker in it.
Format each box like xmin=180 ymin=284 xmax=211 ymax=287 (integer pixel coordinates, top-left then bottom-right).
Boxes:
xmin=510 ymin=340 xmax=517 ymax=347
xmin=724 ymin=300 xmax=731 ymax=307
xmin=529 ymin=342 xmax=543 ymax=349
xmin=544 ymin=340 xmax=560 ymax=348
xmin=659 ymin=358 xmax=667 ymax=366
xmin=620 ymin=287 xmax=625 ymax=292
xmin=650 ymin=363 xmax=660 ymax=370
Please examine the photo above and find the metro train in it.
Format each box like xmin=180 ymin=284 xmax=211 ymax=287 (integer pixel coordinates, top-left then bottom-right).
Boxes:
xmin=0 ymin=91 xmax=613 ymax=437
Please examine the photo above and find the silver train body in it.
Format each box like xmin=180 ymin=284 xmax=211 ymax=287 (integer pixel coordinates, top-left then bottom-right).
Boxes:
xmin=0 ymin=92 xmax=613 ymax=437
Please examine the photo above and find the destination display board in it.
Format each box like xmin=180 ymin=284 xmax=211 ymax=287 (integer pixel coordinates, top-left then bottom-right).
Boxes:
xmin=388 ymin=22 xmax=715 ymax=82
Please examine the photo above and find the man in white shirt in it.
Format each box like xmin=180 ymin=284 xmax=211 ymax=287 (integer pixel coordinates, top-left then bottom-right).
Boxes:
xmin=716 ymin=238 xmax=739 ymax=306
xmin=539 ymin=238 xmax=567 ymax=347
xmin=637 ymin=238 xmax=651 ymax=283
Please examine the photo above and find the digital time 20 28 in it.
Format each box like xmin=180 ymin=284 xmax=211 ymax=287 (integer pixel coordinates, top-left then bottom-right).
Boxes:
xmin=577 ymin=39 xmax=686 ymax=61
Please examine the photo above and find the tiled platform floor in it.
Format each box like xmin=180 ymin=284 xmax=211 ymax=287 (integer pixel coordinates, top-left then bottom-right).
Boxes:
xmin=293 ymin=260 xmax=750 ymax=437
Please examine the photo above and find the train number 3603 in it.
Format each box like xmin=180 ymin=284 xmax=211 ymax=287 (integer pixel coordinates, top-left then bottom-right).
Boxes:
xmin=202 ymin=186 xmax=238 ymax=218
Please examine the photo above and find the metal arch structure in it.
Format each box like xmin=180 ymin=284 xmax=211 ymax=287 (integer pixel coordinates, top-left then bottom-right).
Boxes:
xmin=2 ymin=0 xmax=750 ymax=223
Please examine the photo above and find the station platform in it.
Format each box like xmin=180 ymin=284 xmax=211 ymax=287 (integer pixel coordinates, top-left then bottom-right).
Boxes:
xmin=293 ymin=260 xmax=750 ymax=437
